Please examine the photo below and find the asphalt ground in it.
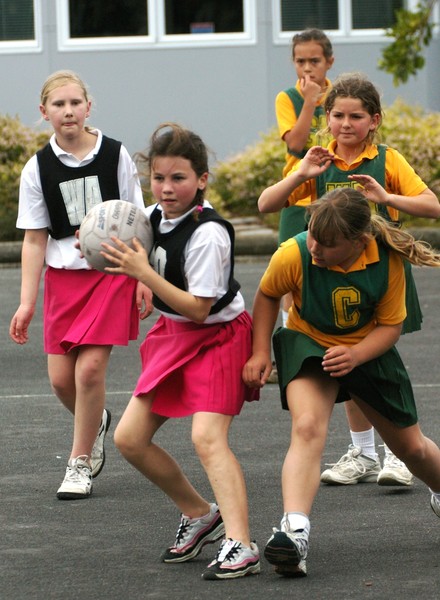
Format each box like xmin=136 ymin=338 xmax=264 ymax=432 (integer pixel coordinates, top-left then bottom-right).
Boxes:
xmin=1 ymin=259 xmax=440 ymax=600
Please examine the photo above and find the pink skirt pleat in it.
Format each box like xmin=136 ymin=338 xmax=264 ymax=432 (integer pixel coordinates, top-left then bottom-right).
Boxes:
xmin=134 ymin=311 xmax=259 ymax=417
xmin=44 ymin=267 xmax=139 ymax=354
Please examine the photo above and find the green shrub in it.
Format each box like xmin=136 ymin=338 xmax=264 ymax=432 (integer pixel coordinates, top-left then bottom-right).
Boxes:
xmin=381 ymin=99 xmax=440 ymax=226
xmin=0 ymin=114 xmax=50 ymax=241
xmin=209 ymin=128 xmax=285 ymax=229
xmin=210 ymin=99 xmax=440 ymax=229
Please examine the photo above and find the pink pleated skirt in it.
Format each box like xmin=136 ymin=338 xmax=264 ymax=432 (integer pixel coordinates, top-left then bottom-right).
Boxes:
xmin=134 ymin=311 xmax=259 ymax=417
xmin=44 ymin=266 xmax=139 ymax=354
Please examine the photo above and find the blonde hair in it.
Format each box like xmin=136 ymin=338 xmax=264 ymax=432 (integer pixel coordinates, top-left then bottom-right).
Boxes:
xmin=308 ymin=188 xmax=440 ymax=267
xmin=40 ymin=70 xmax=90 ymax=106
xmin=40 ymin=70 xmax=93 ymax=130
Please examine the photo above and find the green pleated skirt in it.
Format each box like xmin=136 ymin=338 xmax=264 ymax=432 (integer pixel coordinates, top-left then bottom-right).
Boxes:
xmin=272 ymin=327 xmax=418 ymax=427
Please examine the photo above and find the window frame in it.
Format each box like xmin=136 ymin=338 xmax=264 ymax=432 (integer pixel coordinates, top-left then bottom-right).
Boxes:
xmin=57 ymin=0 xmax=256 ymax=52
xmin=0 ymin=0 xmax=42 ymax=55
xmin=272 ymin=0 xmax=422 ymax=45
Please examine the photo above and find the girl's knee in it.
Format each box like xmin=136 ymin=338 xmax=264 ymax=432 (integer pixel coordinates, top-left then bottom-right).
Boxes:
xmin=294 ymin=413 xmax=326 ymax=444
xmin=114 ymin=422 xmax=140 ymax=458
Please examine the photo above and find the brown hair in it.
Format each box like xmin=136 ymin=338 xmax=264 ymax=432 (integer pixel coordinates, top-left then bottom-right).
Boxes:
xmin=307 ymin=188 xmax=440 ymax=267
xmin=291 ymin=28 xmax=333 ymax=62
xmin=136 ymin=122 xmax=210 ymax=209
xmin=324 ymin=72 xmax=383 ymax=143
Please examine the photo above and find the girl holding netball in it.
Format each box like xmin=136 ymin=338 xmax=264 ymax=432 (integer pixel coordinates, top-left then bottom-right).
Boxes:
xmin=102 ymin=122 xmax=260 ymax=581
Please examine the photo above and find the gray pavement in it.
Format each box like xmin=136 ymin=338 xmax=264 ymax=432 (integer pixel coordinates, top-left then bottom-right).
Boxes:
xmin=1 ymin=260 xmax=440 ymax=599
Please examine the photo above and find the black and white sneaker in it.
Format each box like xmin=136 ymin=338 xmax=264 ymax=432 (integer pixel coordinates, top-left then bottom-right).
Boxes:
xmin=202 ymin=538 xmax=260 ymax=580
xmin=91 ymin=408 xmax=111 ymax=478
xmin=264 ymin=528 xmax=308 ymax=577
xmin=161 ymin=503 xmax=225 ymax=563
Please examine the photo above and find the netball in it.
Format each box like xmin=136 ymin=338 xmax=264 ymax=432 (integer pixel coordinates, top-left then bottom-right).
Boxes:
xmin=79 ymin=200 xmax=153 ymax=272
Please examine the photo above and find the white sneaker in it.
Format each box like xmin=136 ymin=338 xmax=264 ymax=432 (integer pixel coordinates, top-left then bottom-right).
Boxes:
xmin=431 ymin=494 xmax=440 ymax=517
xmin=57 ymin=455 xmax=92 ymax=500
xmin=91 ymin=409 xmax=111 ymax=478
xmin=321 ymin=445 xmax=381 ymax=485
xmin=377 ymin=453 xmax=414 ymax=486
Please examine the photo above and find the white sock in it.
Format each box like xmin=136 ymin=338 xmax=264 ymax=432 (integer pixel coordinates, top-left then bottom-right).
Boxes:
xmin=281 ymin=512 xmax=310 ymax=535
xmin=281 ymin=310 xmax=289 ymax=327
xmin=350 ymin=428 xmax=376 ymax=459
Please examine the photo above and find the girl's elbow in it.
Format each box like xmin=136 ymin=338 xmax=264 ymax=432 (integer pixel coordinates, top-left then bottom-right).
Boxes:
xmin=258 ymin=196 xmax=277 ymax=213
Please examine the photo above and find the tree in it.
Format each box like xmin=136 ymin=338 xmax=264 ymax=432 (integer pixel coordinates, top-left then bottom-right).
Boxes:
xmin=378 ymin=0 xmax=437 ymax=85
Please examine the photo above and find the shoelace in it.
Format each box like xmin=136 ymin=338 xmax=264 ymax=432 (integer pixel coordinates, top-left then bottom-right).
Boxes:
xmin=65 ymin=462 xmax=90 ymax=483
xmin=215 ymin=540 xmax=241 ymax=563
xmin=174 ymin=518 xmax=192 ymax=546
xmin=324 ymin=449 xmax=371 ymax=474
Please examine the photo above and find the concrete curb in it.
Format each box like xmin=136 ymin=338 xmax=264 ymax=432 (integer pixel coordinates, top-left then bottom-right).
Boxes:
xmin=2 ymin=224 xmax=440 ymax=264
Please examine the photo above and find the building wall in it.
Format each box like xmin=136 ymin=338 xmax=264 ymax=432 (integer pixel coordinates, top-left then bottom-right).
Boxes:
xmin=1 ymin=1 xmax=439 ymax=161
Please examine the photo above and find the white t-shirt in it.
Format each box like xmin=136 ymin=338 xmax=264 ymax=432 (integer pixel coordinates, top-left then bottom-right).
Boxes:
xmin=17 ymin=129 xmax=144 ymax=269
xmin=146 ymin=202 xmax=245 ymax=323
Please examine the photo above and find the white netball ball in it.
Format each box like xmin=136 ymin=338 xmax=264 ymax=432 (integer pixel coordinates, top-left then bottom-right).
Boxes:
xmin=79 ymin=200 xmax=153 ymax=272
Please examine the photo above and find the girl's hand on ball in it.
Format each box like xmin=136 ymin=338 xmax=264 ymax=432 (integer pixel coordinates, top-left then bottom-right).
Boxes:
xmin=101 ymin=237 xmax=150 ymax=280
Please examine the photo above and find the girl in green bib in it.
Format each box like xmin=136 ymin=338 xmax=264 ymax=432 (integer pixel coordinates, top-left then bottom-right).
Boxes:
xmin=244 ymin=188 xmax=440 ymax=577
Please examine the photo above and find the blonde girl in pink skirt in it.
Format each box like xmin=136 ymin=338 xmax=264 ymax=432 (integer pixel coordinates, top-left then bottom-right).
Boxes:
xmin=9 ymin=70 xmax=151 ymax=500
xmin=104 ymin=122 xmax=260 ymax=581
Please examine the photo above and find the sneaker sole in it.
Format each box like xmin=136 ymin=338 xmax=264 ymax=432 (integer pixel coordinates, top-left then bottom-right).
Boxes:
xmin=202 ymin=562 xmax=260 ymax=580
xmin=320 ymin=473 xmax=379 ymax=485
xmin=377 ymin=472 xmax=414 ymax=487
xmin=162 ymin=519 xmax=225 ymax=563
xmin=274 ymin=561 xmax=307 ymax=578
xmin=91 ymin=409 xmax=112 ymax=478
xmin=57 ymin=489 xmax=92 ymax=500
xmin=264 ymin=533 xmax=303 ymax=571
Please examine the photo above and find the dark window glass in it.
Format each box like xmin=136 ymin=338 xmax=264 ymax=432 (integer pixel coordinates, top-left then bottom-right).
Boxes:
xmin=281 ymin=0 xmax=338 ymax=31
xmin=165 ymin=0 xmax=244 ymax=34
xmin=0 ymin=0 xmax=34 ymax=41
xmin=352 ymin=0 xmax=403 ymax=29
xmin=69 ymin=0 xmax=148 ymax=38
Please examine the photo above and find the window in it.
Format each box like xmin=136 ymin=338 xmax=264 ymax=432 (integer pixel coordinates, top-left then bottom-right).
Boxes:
xmin=58 ymin=0 xmax=255 ymax=51
xmin=0 ymin=0 xmax=40 ymax=53
xmin=164 ymin=1 xmax=244 ymax=35
xmin=68 ymin=0 xmax=148 ymax=38
xmin=274 ymin=0 xmax=408 ymax=42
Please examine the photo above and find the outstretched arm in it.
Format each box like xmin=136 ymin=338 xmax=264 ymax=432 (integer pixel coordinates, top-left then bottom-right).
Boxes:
xmin=258 ymin=146 xmax=334 ymax=213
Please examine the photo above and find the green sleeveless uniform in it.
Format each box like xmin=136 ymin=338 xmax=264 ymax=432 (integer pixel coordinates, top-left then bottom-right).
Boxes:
xmin=278 ymin=88 xmax=330 ymax=244
xmin=272 ymin=233 xmax=418 ymax=426
xmin=296 ymin=145 xmax=422 ymax=333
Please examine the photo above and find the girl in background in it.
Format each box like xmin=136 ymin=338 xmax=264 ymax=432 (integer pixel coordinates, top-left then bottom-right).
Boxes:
xmin=9 ymin=70 xmax=151 ymax=500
